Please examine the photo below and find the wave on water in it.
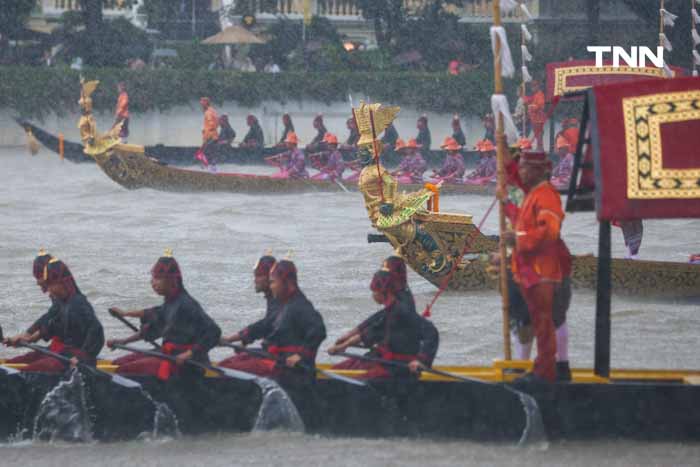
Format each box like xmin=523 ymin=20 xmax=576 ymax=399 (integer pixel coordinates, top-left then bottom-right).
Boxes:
xmin=33 ymin=369 xmax=94 ymax=443
xmin=252 ymin=377 xmax=305 ymax=433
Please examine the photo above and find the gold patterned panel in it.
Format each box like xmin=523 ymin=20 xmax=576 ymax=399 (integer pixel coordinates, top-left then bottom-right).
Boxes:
xmin=623 ymin=90 xmax=700 ymax=199
xmin=553 ymin=66 xmax=665 ymax=97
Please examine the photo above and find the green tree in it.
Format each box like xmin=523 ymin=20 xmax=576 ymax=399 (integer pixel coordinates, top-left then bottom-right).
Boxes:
xmin=0 ymin=0 xmax=35 ymax=39
xmin=355 ymin=0 xmax=405 ymax=48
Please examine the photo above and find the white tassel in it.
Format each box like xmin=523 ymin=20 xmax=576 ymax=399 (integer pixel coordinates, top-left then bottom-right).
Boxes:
xmin=520 ymin=3 xmax=534 ymax=21
xmin=521 ymin=24 xmax=532 ymax=42
xmin=694 ymin=50 xmax=700 ymax=65
xmin=490 ymin=26 xmax=516 ymax=78
xmin=693 ymin=8 xmax=700 ymax=24
xmin=663 ymin=62 xmax=675 ymax=77
xmin=521 ymin=45 xmax=532 ymax=62
xmin=693 ymin=69 xmax=699 ymax=77
xmin=693 ymin=28 xmax=700 ymax=45
xmin=522 ymin=65 xmax=532 ymax=83
xmin=500 ymin=0 xmax=518 ymax=13
xmin=660 ymin=33 xmax=673 ymax=51
xmin=491 ymin=94 xmax=520 ymax=143
xmin=660 ymin=8 xmax=677 ymax=27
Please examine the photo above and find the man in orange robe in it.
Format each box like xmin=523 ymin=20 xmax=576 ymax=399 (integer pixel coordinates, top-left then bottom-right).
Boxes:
xmin=199 ymin=97 xmax=219 ymax=170
xmin=114 ymin=82 xmax=129 ymax=141
xmin=503 ymin=151 xmax=565 ymax=383
xmin=521 ymin=80 xmax=546 ymax=151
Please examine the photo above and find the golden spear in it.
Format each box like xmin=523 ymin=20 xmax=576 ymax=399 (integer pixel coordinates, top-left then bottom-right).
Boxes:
xmin=493 ymin=0 xmax=512 ymax=360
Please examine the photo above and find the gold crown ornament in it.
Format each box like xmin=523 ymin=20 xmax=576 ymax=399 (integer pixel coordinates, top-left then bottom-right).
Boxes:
xmin=352 ymin=101 xmax=400 ymax=148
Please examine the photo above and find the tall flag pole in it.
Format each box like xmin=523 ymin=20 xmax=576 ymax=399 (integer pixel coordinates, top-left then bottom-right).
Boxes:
xmin=660 ymin=0 xmax=677 ymax=76
xmin=692 ymin=0 xmax=700 ymax=75
xmin=493 ymin=0 xmax=512 ymax=360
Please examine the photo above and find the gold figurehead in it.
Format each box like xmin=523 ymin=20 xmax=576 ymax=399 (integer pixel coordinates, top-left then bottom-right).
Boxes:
xmin=354 ymin=101 xmax=432 ymax=243
xmin=78 ymin=78 xmax=121 ymax=156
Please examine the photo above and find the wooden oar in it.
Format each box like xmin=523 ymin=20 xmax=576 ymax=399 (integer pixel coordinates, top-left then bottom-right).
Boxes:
xmin=334 ymin=351 xmax=544 ymax=445
xmin=111 ymin=343 xmax=258 ymax=382
xmin=219 ymin=343 xmax=367 ymax=388
xmin=14 ymin=342 xmax=141 ymax=389
xmin=107 ymin=308 xmax=161 ymax=350
xmin=0 ymin=327 xmax=21 ymax=377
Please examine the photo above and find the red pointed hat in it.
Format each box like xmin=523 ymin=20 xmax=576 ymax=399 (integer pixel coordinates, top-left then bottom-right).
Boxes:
xmin=383 ymin=256 xmax=407 ymax=291
xmin=254 ymin=255 xmax=276 ymax=276
xmin=151 ymin=249 xmax=182 ymax=280
xmin=33 ymin=248 xmax=52 ymax=280
xmin=270 ymin=260 xmax=297 ymax=285
xmin=43 ymin=258 xmax=77 ymax=295
xmin=370 ymin=269 xmax=396 ymax=294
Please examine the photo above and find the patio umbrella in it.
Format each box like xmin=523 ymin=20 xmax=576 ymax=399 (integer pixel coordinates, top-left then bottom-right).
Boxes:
xmin=202 ymin=25 xmax=266 ymax=45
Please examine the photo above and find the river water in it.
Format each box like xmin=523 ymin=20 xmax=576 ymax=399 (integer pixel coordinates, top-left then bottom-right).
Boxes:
xmin=1 ymin=147 xmax=699 ymax=465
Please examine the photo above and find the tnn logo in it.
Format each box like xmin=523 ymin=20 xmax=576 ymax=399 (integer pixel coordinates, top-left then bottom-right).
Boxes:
xmin=587 ymin=46 xmax=664 ymax=68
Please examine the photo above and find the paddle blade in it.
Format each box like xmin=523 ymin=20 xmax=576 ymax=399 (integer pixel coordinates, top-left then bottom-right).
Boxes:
xmin=0 ymin=365 xmax=20 ymax=376
xmin=110 ymin=373 xmax=141 ymax=389
xmin=317 ymin=368 xmax=367 ymax=387
xmin=214 ymin=366 xmax=259 ymax=381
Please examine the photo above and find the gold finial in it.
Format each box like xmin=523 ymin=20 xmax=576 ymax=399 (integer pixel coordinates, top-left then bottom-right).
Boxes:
xmin=38 ymin=247 xmax=47 ymax=256
xmin=163 ymin=248 xmax=173 ymax=258
xmin=264 ymin=248 xmax=273 ymax=256
xmin=284 ymin=249 xmax=294 ymax=260
xmin=48 ymin=257 xmax=59 ymax=264
xmin=353 ymin=101 xmax=400 ymax=147
xmin=44 ymin=257 xmax=60 ymax=280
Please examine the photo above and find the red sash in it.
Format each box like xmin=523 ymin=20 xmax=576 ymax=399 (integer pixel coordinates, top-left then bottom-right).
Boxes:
xmin=49 ymin=337 xmax=65 ymax=353
xmin=267 ymin=345 xmax=315 ymax=359
xmin=377 ymin=346 xmax=417 ymax=362
xmin=157 ymin=342 xmax=194 ymax=381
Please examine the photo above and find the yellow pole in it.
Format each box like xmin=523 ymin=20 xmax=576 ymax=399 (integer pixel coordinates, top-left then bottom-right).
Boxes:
xmin=59 ymin=133 xmax=65 ymax=161
xmin=493 ymin=0 xmax=512 ymax=361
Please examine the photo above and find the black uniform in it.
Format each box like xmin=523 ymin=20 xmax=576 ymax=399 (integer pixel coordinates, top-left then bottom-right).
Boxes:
xmin=41 ymin=293 xmax=104 ymax=363
xmin=243 ymin=123 xmax=264 ymax=149
xmin=416 ymin=127 xmax=431 ymax=150
xmin=141 ymin=289 xmax=221 ymax=364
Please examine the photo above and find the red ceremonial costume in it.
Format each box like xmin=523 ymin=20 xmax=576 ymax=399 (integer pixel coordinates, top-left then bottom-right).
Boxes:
xmin=511 ymin=152 xmax=566 ymax=382
xmin=523 ymin=86 xmax=546 ymax=151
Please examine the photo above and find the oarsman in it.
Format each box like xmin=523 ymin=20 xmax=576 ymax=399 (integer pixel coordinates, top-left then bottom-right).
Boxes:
xmin=3 ymin=250 xmax=59 ymax=364
xmin=278 ymin=113 xmax=295 ymax=146
xmin=431 ymin=137 xmax=465 ymax=184
xmin=4 ymin=258 xmax=104 ymax=372
xmin=241 ymin=114 xmax=264 ymax=149
xmin=521 ymin=80 xmax=546 ymax=151
xmin=342 ymin=117 xmax=360 ymax=154
xmin=464 ymin=139 xmax=497 ymax=185
xmin=106 ymin=251 xmax=221 ymax=380
xmin=380 ymin=122 xmax=399 ymax=152
xmin=328 ymin=269 xmax=439 ymax=379
xmin=217 ymin=114 xmax=236 ymax=146
xmin=113 ymin=82 xmax=129 ymax=142
xmin=502 ymin=151 xmax=569 ymax=383
xmin=278 ymin=132 xmax=308 ymax=179
xmin=482 ymin=113 xmax=495 ymax=143
xmin=415 ymin=115 xmax=432 ymax=150
xmin=451 ymin=115 xmax=466 ymax=147
xmin=332 ymin=255 xmax=426 ymax=371
xmin=391 ymin=139 xmax=427 ymax=183
xmin=199 ymin=97 xmax=219 ymax=170
xmin=313 ymin=133 xmax=345 ymax=181
xmin=306 ymin=114 xmax=327 ymax=153
xmin=218 ymin=260 xmax=327 ymax=383
xmin=218 ymin=255 xmax=280 ymax=368
xmin=550 ymin=135 xmax=574 ymax=190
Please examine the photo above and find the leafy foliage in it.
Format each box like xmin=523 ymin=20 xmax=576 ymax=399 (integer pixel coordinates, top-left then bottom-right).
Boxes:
xmin=0 ymin=66 xmax=502 ymax=120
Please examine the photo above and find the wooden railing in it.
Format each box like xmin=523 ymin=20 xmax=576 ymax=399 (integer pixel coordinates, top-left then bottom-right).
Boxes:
xmin=246 ymin=0 xmax=537 ymax=20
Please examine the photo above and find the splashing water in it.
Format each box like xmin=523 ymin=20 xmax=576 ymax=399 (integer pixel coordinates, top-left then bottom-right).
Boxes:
xmin=252 ymin=377 xmax=305 ymax=432
xmin=33 ymin=369 xmax=93 ymax=443
xmin=137 ymin=389 xmax=180 ymax=439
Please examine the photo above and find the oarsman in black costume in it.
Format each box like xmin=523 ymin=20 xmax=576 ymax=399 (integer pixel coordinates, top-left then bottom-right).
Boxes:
xmin=306 ymin=114 xmax=327 ymax=153
xmin=343 ymin=117 xmax=360 ymax=150
xmin=381 ymin=122 xmax=399 ymax=152
xmin=451 ymin=115 xmax=467 ymax=147
xmin=415 ymin=115 xmax=432 ymax=150
xmin=278 ymin=113 xmax=295 ymax=146
xmin=107 ymin=251 xmax=221 ymax=381
xmin=240 ymin=114 xmax=264 ymax=149
xmin=328 ymin=269 xmax=439 ymax=379
xmin=218 ymin=260 xmax=326 ymax=382
xmin=4 ymin=258 xmax=104 ymax=372
xmin=3 ymin=250 xmax=59 ymax=363
xmin=218 ymin=255 xmax=280 ymax=367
